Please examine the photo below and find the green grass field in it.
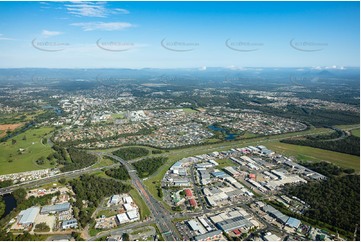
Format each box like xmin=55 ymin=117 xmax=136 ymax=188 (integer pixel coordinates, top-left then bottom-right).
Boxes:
xmin=0 ymin=126 xmax=56 ymax=175
xmin=183 ymin=108 xmax=198 ymax=113
xmin=97 ymin=209 xmax=118 ymax=218
xmin=351 ymin=128 xmax=360 ymax=137
xmin=111 ymin=113 xmax=125 ymax=119
xmin=92 ymin=157 xmax=116 ymax=168
xmin=265 ymin=141 xmax=360 ymax=172
xmin=215 ymin=158 xmax=236 ymax=168
xmin=129 ymin=189 xmax=151 ymax=220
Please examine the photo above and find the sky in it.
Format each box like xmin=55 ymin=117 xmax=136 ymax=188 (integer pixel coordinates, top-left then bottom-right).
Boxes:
xmin=0 ymin=1 xmax=359 ymax=68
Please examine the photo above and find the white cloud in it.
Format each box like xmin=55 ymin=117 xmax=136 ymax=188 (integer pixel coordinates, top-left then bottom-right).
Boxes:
xmin=311 ymin=65 xmax=346 ymax=70
xmin=0 ymin=34 xmax=14 ymax=40
xmin=71 ymin=22 xmax=133 ymax=31
xmin=41 ymin=30 xmax=63 ymax=37
xmin=199 ymin=66 xmax=207 ymax=71
xmin=65 ymin=2 xmax=129 ymax=17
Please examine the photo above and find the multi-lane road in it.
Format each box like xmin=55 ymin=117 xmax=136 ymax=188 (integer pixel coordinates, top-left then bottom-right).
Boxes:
xmin=0 ymin=163 xmax=120 ymax=196
xmin=100 ymin=153 xmax=181 ymax=241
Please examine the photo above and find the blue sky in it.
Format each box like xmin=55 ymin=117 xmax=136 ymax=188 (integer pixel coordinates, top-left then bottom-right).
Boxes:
xmin=0 ymin=1 xmax=359 ymax=68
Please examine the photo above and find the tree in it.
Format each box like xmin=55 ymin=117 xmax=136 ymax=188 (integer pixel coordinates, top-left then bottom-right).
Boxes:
xmin=0 ymin=196 xmax=5 ymax=218
xmin=58 ymin=178 xmax=67 ymax=184
xmin=34 ymin=222 xmax=50 ymax=232
xmin=122 ymin=233 xmax=130 ymax=241
xmin=11 ymin=139 xmax=16 ymax=145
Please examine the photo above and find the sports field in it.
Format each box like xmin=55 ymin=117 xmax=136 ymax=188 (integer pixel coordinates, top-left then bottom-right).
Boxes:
xmin=0 ymin=127 xmax=55 ymax=175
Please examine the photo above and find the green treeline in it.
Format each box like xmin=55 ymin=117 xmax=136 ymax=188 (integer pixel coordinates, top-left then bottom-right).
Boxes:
xmin=112 ymin=147 xmax=149 ymax=160
xmin=69 ymin=174 xmax=131 ymax=227
xmin=133 ymin=157 xmax=167 ymax=178
xmin=281 ymin=135 xmax=360 ymax=156
xmin=59 ymin=148 xmax=97 ymax=172
xmin=105 ymin=166 xmax=130 ymax=180
xmin=13 ymin=188 xmax=58 ymax=211
xmin=0 ymin=196 xmax=5 ymax=218
xmin=300 ymin=161 xmax=355 ymax=176
xmin=284 ymin=175 xmax=360 ymax=238
xmin=0 ymin=180 xmax=12 ymax=188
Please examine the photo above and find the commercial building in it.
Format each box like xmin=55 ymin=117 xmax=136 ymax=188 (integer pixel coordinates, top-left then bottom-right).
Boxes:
xmin=262 ymin=205 xmax=289 ymax=224
xmin=286 ymin=217 xmax=301 ymax=229
xmin=216 ymin=216 xmax=253 ymax=232
xmin=109 ymin=195 xmax=120 ymax=205
xmin=187 ymin=219 xmax=207 ymax=234
xmin=223 ymin=166 xmax=240 ymax=177
xmin=18 ymin=207 xmax=40 ymax=227
xmin=41 ymin=202 xmax=70 ymax=214
xmin=189 ymin=198 xmax=197 ymax=208
xmin=184 ymin=189 xmax=193 ymax=197
xmin=126 ymin=210 xmax=139 ymax=221
xmin=123 ymin=196 xmax=133 ymax=204
xmin=62 ymin=219 xmax=78 ymax=229
xmin=194 ymin=230 xmax=222 ymax=241
xmin=263 ymin=233 xmax=282 ymax=241
xmin=116 ymin=213 xmax=130 ymax=224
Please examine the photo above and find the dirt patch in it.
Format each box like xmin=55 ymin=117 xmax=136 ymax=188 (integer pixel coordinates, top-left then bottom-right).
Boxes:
xmin=0 ymin=123 xmax=23 ymax=137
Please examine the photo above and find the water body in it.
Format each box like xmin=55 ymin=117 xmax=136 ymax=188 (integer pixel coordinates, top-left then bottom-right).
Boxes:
xmin=208 ymin=125 xmax=237 ymax=140
xmin=1 ymin=194 xmax=17 ymax=219
xmin=42 ymin=105 xmax=63 ymax=116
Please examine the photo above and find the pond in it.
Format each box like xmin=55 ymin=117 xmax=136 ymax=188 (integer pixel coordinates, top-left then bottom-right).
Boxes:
xmin=1 ymin=194 xmax=17 ymax=219
xmin=208 ymin=125 xmax=237 ymax=140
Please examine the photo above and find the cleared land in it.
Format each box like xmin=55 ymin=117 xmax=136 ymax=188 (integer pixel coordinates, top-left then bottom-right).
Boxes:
xmin=0 ymin=123 xmax=23 ymax=137
xmin=0 ymin=127 xmax=55 ymax=175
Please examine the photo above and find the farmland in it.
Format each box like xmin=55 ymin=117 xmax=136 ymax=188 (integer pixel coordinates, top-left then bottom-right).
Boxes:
xmin=0 ymin=126 xmax=55 ymax=175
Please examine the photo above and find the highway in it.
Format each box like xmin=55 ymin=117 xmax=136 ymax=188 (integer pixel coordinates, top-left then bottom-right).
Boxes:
xmin=0 ymin=163 xmax=120 ymax=196
xmin=101 ymin=153 xmax=182 ymax=241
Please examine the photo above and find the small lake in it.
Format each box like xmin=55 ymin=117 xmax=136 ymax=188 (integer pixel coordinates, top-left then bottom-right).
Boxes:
xmin=208 ymin=125 xmax=237 ymax=140
xmin=1 ymin=194 xmax=17 ymax=219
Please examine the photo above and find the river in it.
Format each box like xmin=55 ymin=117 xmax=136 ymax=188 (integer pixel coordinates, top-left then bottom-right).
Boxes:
xmin=1 ymin=194 xmax=17 ymax=219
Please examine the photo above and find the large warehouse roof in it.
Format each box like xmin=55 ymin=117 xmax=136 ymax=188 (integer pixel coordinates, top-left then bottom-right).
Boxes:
xmin=41 ymin=202 xmax=70 ymax=214
xmin=18 ymin=207 xmax=40 ymax=225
